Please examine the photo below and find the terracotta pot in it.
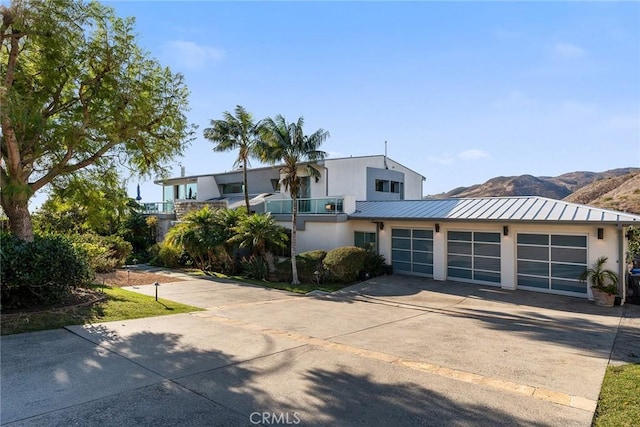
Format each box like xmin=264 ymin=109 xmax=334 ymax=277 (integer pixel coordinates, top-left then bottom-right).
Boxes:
xmin=592 ymin=288 xmax=616 ymax=307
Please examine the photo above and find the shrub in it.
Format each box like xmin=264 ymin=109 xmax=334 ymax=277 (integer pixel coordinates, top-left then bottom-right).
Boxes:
xmin=362 ymin=250 xmax=386 ymax=277
xmin=240 ymin=256 xmax=269 ymax=280
xmin=149 ymin=243 xmax=182 ymax=268
xmin=1 ymin=233 xmax=94 ymax=309
xmin=69 ymin=234 xmax=132 ymax=272
xmin=273 ymin=250 xmax=327 ymax=283
xmin=322 ymin=246 xmax=367 ymax=283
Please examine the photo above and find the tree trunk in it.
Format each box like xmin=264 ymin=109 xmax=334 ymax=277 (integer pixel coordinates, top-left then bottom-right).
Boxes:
xmin=243 ymin=157 xmax=251 ymax=213
xmin=290 ymin=195 xmax=300 ymax=285
xmin=1 ymin=192 xmax=34 ymax=242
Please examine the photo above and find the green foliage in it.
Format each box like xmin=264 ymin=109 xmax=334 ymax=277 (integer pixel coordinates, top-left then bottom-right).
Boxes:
xmin=323 ymin=246 xmax=367 ymax=283
xmin=229 ymin=212 xmax=288 ymax=257
xmin=204 ymin=105 xmax=261 ymax=212
xmin=148 ymin=243 xmax=182 ymax=269
xmin=258 ymin=114 xmax=329 ymax=284
xmin=119 ymin=210 xmax=156 ymax=263
xmin=1 ymin=285 xmax=202 ymax=335
xmin=240 ymin=255 xmax=269 ymax=280
xmin=579 ymin=256 xmax=619 ymax=294
xmin=0 ymin=0 xmax=195 ymax=241
xmin=274 ymin=250 xmax=327 ymax=283
xmin=33 ymin=168 xmax=131 ymax=236
xmin=68 ymin=234 xmax=132 ymax=273
xmin=164 ymin=206 xmax=246 ymax=273
xmin=1 ymin=233 xmax=94 ymax=309
xmin=594 ymin=364 xmax=640 ymax=426
xmin=362 ymin=250 xmax=387 ymax=277
xmin=627 ymin=226 xmax=640 ymax=262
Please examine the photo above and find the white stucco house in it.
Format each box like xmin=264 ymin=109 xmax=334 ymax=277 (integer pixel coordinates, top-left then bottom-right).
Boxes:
xmin=146 ymin=155 xmax=640 ymax=304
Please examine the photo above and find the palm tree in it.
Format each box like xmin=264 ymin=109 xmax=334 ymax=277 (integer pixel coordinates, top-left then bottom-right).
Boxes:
xmin=579 ymin=256 xmax=619 ymax=294
xmin=165 ymin=206 xmax=221 ymax=271
xmin=203 ymin=105 xmax=260 ymax=212
xmin=229 ymin=212 xmax=288 ymax=275
xmin=259 ymin=115 xmax=329 ymax=284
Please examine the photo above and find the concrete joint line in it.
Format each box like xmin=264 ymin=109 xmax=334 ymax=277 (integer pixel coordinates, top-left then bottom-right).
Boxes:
xmin=192 ymin=313 xmax=597 ymax=412
xmin=203 ymin=297 xmax=302 ymax=310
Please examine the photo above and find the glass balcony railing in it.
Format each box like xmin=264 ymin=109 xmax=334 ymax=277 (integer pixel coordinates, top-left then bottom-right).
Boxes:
xmin=266 ymin=197 xmax=344 ymax=215
xmin=140 ymin=201 xmax=175 ymax=214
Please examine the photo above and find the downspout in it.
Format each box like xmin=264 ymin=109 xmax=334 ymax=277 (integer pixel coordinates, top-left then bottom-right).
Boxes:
xmin=618 ymin=224 xmax=626 ymax=305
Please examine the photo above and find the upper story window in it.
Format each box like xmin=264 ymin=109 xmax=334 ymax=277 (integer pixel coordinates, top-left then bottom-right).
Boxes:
xmin=375 ymin=179 xmax=389 ymax=192
xmin=271 ymin=179 xmax=281 ymax=192
xmin=390 ymin=181 xmax=402 ymax=193
xmin=221 ymin=182 xmax=244 ymax=194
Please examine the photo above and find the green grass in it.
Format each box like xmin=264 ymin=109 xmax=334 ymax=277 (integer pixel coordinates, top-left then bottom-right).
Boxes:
xmin=593 ymin=364 xmax=640 ymax=426
xmin=1 ymin=286 xmax=202 ymax=336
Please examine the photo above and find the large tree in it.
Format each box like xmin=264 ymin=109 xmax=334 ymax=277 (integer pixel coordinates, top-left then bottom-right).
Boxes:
xmin=259 ymin=115 xmax=328 ymax=285
xmin=1 ymin=0 xmax=194 ymax=241
xmin=203 ymin=105 xmax=260 ymax=213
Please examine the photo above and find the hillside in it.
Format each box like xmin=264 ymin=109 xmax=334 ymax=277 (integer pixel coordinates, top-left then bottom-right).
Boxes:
xmin=428 ymin=168 xmax=640 ymax=214
xmin=563 ymin=171 xmax=640 ymax=214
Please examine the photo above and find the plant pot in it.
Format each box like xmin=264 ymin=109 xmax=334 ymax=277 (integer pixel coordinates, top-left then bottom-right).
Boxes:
xmin=591 ymin=288 xmax=616 ymax=307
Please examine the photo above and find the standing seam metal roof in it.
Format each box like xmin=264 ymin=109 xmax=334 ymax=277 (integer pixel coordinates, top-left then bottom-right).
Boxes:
xmin=349 ymin=197 xmax=640 ymax=224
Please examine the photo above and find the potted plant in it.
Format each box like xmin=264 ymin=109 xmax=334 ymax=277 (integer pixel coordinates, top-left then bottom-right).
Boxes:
xmin=579 ymin=256 xmax=619 ymax=307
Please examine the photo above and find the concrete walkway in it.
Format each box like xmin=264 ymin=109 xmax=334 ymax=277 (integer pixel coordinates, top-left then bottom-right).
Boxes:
xmin=2 ymin=272 xmax=639 ymax=426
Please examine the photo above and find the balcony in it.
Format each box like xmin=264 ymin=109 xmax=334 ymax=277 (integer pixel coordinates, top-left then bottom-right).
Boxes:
xmin=140 ymin=202 xmax=175 ymax=215
xmin=266 ymin=197 xmax=344 ymax=215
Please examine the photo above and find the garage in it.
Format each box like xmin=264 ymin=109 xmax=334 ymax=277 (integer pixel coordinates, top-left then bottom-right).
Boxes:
xmin=447 ymin=231 xmax=501 ymax=284
xmin=350 ymin=197 xmax=640 ymax=302
xmin=516 ymin=233 xmax=588 ymax=295
xmin=391 ymin=228 xmax=434 ymax=276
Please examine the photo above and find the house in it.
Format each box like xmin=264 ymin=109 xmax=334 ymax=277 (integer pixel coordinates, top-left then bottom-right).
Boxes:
xmin=146 ymin=155 xmax=640 ymax=303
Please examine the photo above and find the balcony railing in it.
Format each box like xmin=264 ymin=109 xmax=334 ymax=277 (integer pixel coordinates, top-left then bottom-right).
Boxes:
xmin=140 ymin=201 xmax=175 ymax=214
xmin=266 ymin=197 xmax=344 ymax=215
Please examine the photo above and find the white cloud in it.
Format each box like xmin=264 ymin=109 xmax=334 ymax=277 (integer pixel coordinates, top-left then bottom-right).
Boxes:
xmin=553 ymin=42 xmax=587 ymax=59
xmin=428 ymin=149 xmax=489 ymax=165
xmin=458 ymin=149 xmax=490 ymax=161
xmin=162 ymin=40 xmax=225 ymax=70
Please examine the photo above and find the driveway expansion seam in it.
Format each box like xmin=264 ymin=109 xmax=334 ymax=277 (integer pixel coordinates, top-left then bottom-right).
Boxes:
xmin=191 ymin=311 xmax=597 ymax=413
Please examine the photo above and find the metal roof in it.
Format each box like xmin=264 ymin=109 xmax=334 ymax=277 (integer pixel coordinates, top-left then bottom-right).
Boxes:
xmin=349 ymin=197 xmax=640 ymax=225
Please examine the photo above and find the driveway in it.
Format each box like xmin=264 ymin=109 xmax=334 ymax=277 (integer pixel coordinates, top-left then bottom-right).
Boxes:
xmin=2 ymin=273 xmax=638 ymax=426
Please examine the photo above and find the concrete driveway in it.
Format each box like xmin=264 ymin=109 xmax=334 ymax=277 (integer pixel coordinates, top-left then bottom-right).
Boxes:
xmin=2 ymin=273 xmax=638 ymax=426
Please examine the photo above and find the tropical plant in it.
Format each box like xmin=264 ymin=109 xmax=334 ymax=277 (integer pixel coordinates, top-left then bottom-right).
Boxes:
xmin=229 ymin=213 xmax=288 ymax=274
xmin=0 ymin=0 xmax=194 ymax=242
xmin=164 ymin=206 xmax=221 ymax=271
xmin=259 ymin=115 xmax=329 ymax=284
xmin=579 ymin=256 xmax=619 ymax=295
xmin=203 ymin=105 xmax=261 ymax=213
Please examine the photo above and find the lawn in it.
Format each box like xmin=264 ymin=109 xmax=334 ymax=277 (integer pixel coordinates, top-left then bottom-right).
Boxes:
xmin=593 ymin=364 xmax=640 ymax=426
xmin=193 ymin=270 xmax=349 ymax=294
xmin=0 ymin=286 xmax=202 ymax=335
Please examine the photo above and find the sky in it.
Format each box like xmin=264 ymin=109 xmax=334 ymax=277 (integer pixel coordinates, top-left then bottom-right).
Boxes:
xmin=34 ymin=0 xmax=640 ymax=207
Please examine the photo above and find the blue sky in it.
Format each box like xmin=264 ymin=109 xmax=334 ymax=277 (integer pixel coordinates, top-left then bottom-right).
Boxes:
xmin=54 ymin=1 xmax=640 ymax=203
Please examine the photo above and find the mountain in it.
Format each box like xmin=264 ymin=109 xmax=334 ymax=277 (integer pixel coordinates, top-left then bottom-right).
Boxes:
xmin=428 ymin=168 xmax=640 ymax=214
xmin=563 ymin=171 xmax=640 ymax=214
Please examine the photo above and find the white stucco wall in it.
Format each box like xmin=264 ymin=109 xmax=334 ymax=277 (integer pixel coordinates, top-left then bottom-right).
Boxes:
xmin=276 ymin=220 xmax=356 ymax=253
xmin=197 ymin=176 xmax=220 ymax=200
xmin=348 ymin=219 xmax=624 ymax=299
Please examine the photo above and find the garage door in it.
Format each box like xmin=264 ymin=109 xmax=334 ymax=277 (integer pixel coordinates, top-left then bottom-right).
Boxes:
xmin=391 ymin=228 xmax=434 ymax=276
xmin=447 ymin=231 xmax=501 ymax=284
xmin=517 ymin=233 xmax=587 ymax=295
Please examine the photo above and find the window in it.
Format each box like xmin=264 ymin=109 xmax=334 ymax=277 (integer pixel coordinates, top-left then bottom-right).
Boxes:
xmin=271 ymin=179 xmax=281 ymax=192
xmin=375 ymin=179 xmax=390 ymax=192
xmin=354 ymin=231 xmax=376 ymax=251
xmin=391 ymin=181 xmax=401 ymax=193
xmin=221 ymin=182 xmax=244 ymax=194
